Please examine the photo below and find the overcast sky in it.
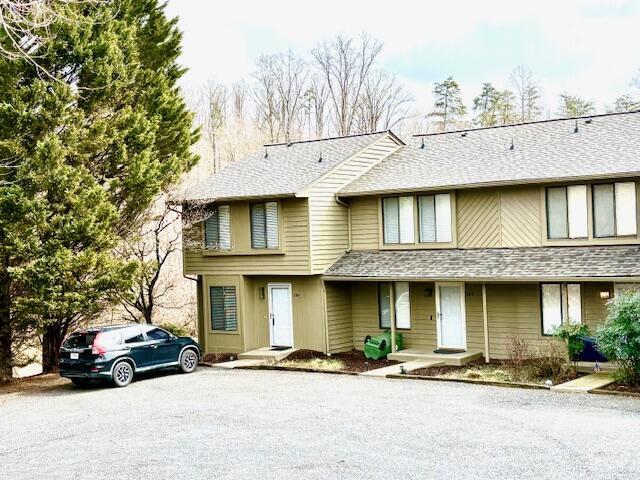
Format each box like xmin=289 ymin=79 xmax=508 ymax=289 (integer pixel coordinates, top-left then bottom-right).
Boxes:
xmin=166 ymin=0 xmax=640 ymax=116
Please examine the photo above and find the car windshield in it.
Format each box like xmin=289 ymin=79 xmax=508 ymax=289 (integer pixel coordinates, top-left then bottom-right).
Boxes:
xmin=63 ymin=333 xmax=97 ymax=349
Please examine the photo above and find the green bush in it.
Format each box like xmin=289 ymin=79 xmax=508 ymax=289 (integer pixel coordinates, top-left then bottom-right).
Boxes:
xmin=553 ymin=322 xmax=590 ymax=361
xmin=596 ymin=292 xmax=640 ymax=386
xmin=159 ymin=323 xmax=190 ymax=337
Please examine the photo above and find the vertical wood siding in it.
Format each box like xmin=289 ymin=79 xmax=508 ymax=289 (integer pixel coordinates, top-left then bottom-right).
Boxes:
xmin=325 ymin=282 xmax=353 ymax=353
xmin=308 ymin=135 xmax=401 ymax=273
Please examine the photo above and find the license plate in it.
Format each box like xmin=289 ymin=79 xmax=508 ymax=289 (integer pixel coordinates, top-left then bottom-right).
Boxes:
xmin=70 ymin=353 xmax=79 ymax=360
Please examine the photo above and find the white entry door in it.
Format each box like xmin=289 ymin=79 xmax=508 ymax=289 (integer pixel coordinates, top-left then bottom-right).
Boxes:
xmin=435 ymin=282 xmax=467 ymax=350
xmin=268 ymin=283 xmax=293 ymax=347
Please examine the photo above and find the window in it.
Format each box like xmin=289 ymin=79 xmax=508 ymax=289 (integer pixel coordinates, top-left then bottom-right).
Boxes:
xmin=593 ymin=182 xmax=637 ymax=238
xmin=382 ymin=196 xmax=414 ymax=244
xmin=210 ymin=286 xmax=238 ymax=331
xmin=541 ymin=283 xmax=582 ymax=335
xmin=378 ymin=282 xmax=411 ymax=329
xmin=123 ymin=327 xmax=145 ymax=344
xmin=146 ymin=328 xmax=171 ymax=341
xmin=546 ymin=185 xmax=587 ymax=239
xmin=250 ymin=202 xmax=279 ymax=249
xmin=204 ymin=205 xmax=231 ymax=250
xmin=418 ymin=194 xmax=452 ymax=243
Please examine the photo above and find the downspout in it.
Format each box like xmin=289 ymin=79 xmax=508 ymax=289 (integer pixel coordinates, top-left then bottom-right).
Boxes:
xmin=335 ymin=195 xmax=352 ymax=252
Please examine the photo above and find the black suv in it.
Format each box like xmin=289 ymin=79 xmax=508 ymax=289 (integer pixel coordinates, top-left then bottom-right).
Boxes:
xmin=59 ymin=325 xmax=201 ymax=387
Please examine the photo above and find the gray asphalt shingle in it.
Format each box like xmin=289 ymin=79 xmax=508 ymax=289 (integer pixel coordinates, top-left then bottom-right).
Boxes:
xmin=323 ymin=246 xmax=640 ymax=280
xmin=340 ymin=111 xmax=640 ymax=196
xmin=182 ymin=132 xmax=388 ymax=202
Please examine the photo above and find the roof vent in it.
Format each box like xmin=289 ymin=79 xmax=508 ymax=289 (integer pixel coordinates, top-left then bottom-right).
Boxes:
xmin=264 ymin=147 xmax=269 ymax=158
xmin=574 ymin=120 xmax=579 ymax=133
xmin=420 ymin=138 xmax=425 ymax=149
xmin=318 ymin=151 xmax=323 ymax=163
xmin=287 ymin=141 xmax=293 ymax=147
xmin=461 ymin=132 xmax=467 ymax=137
xmin=510 ymin=139 xmax=515 ymax=150
xmin=585 ymin=118 xmax=593 ymax=124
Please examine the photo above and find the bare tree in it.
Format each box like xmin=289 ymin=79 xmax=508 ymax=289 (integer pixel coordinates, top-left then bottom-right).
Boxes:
xmin=303 ymin=75 xmax=329 ymax=139
xmin=311 ymin=34 xmax=383 ymax=136
xmin=355 ymin=70 xmax=412 ymax=132
xmin=252 ymin=50 xmax=308 ymax=143
xmin=510 ymin=65 xmax=542 ymax=123
xmin=202 ymin=80 xmax=227 ymax=173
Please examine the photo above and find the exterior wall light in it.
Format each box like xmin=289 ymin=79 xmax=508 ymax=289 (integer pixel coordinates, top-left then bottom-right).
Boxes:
xmin=599 ymin=290 xmax=611 ymax=300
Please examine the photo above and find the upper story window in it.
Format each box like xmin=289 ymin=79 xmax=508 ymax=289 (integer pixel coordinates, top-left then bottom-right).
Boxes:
xmin=418 ymin=194 xmax=452 ymax=243
xmin=251 ymin=201 xmax=279 ymax=249
xmin=546 ymin=185 xmax=588 ymax=239
xmin=382 ymin=196 xmax=414 ymax=244
xmin=593 ymin=182 xmax=637 ymax=238
xmin=204 ymin=205 xmax=231 ymax=250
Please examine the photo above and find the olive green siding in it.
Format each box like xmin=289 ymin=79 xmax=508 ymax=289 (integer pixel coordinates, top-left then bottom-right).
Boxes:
xmin=327 ymin=281 xmax=612 ymax=360
xmin=183 ymin=198 xmax=311 ymax=276
xmin=500 ymin=186 xmax=542 ymax=247
xmin=457 ymin=190 xmax=501 ymax=248
xmin=350 ymin=196 xmax=380 ymax=250
xmin=308 ymin=135 xmax=401 ymax=273
xmin=325 ymin=282 xmax=353 ymax=353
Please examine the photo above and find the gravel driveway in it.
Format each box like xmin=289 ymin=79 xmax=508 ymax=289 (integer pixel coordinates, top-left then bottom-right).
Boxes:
xmin=1 ymin=368 xmax=639 ymax=480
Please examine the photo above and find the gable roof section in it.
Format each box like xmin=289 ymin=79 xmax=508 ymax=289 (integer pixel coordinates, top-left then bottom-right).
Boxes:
xmin=182 ymin=131 xmax=397 ymax=203
xmin=340 ymin=111 xmax=640 ymax=196
xmin=324 ymin=246 xmax=640 ymax=281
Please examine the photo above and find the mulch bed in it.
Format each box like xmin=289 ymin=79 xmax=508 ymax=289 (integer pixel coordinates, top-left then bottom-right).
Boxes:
xmin=202 ymin=353 xmax=238 ymax=364
xmin=601 ymin=383 xmax=640 ymax=394
xmin=410 ymin=359 xmax=486 ymax=377
xmin=283 ymin=349 xmax=399 ymax=373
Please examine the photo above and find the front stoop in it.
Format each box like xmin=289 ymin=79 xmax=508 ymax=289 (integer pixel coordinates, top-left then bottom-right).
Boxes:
xmin=551 ymin=372 xmax=616 ymax=393
xmin=387 ymin=348 xmax=483 ymax=366
xmin=360 ymin=360 xmax=445 ymax=377
xmin=238 ymin=347 xmax=297 ymax=362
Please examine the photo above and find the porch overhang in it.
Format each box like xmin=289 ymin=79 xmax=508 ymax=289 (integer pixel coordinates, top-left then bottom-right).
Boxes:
xmin=322 ymin=246 xmax=640 ymax=282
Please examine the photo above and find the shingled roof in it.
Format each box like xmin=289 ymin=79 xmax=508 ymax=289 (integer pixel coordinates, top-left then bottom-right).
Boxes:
xmin=340 ymin=111 xmax=640 ymax=196
xmin=323 ymin=246 xmax=640 ymax=280
xmin=182 ymin=131 xmax=391 ymax=202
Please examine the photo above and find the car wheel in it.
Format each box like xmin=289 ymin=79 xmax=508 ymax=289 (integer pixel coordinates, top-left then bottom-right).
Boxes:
xmin=112 ymin=361 xmax=134 ymax=387
xmin=71 ymin=378 xmax=89 ymax=388
xmin=179 ymin=349 xmax=198 ymax=374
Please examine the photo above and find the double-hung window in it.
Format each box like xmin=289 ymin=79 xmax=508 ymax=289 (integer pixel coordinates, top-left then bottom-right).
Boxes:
xmin=541 ymin=283 xmax=582 ymax=335
xmin=418 ymin=194 xmax=452 ymax=243
xmin=250 ymin=201 xmax=279 ymax=249
xmin=204 ymin=205 xmax=231 ymax=250
xmin=546 ymin=185 xmax=588 ymax=239
xmin=382 ymin=196 xmax=414 ymax=244
xmin=593 ymin=182 xmax=637 ymax=238
xmin=378 ymin=282 xmax=411 ymax=329
xmin=210 ymin=286 xmax=238 ymax=331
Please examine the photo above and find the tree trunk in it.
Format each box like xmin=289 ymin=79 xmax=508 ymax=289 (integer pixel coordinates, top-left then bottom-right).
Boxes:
xmin=0 ymin=271 xmax=12 ymax=384
xmin=42 ymin=323 xmax=62 ymax=373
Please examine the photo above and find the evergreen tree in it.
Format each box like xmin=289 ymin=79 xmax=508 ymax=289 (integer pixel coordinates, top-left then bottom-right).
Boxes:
xmin=429 ymin=76 xmax=466 ymax=132
xmin=0 ymin=0 xmax=198 ymax=380
xmin=557 ymin=93 xmax=595 ymax=117
xmin=472 ymin=83 xmax=499 ymax=127
xmin=494 ymin=90 xmax=519 ymax=125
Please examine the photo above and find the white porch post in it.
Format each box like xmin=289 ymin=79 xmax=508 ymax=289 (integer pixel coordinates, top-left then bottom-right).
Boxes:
xmin=482 ymin=283 xmax=490 ymax=363
xmin=389 ymin=282 xmax=397 ymax=353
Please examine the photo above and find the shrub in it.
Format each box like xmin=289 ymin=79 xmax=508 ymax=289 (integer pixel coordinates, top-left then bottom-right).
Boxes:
xmin=527 ymin=340 xmax=573 ymax=384
xmin=553 ymin=322 xmax=590 ymax=361
xmin=159 ymin=322 xmax=190 ymax=337
xmin=505 ymin=336 xmax=529 ymax=381
xmin=596 ymin=292 xmax=640 ymax=386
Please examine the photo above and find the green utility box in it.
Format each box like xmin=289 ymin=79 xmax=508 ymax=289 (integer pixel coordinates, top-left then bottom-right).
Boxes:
xmin=363 ymin=330 xmax=403 ymax=360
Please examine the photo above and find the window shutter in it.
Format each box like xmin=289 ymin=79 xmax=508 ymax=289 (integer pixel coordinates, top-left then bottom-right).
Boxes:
xmin=541 ymin=284 xmax=562 ymax=334
xmin=210 ymin=286 xmax=237 ymax=331
xmin=382 ymin=197 xmax=399 ymax=244
xmin=378 ymin=283 xmax=391 ymax=328
xmin=546 ymin=187 xmax=569 ymax=239
xmin=204 ymin=210 xmax=219 ymax=248
xmin=251 ymin=203 xmax=266 ymax=248
xmin=593 ymin=184 xmax=615 ymax=237
xmin=435 ymin=194 xmax=452 ymax=242
xmin=615 ymin=182 xmax=637 ymax=236
xmin=394 ymin=282 xmax=411 ymax=329
xmin=265 ymin=201 xmax=279 ymax=248
xmin=210 ymin=287 xmax=225 ymax=330
xmin=398 ymin=196 xmax=415 ymax=244
xmin=419 ymin=195 xmax=436 ymax=243
xmin=223 ymin=286 xmax=238 ymax=331
xmin=567 ymin=185 xmax=587 ymax=239
xmin=218 ymin=205 xmax=231 ymax=249
xmin=567 ymin=284 xmax=582 ymax=324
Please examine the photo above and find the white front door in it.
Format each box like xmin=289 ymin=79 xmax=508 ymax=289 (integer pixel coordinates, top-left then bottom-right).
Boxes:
xmin=436 ymin=282 xmax=467 ymax=350
xmin=268 ymin=283 xmax=293 ymax=347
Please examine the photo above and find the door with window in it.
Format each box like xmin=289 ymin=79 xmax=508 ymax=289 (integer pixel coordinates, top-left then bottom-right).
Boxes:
xmin=122 ymin=326 xmax=154 ymax=368
xmin=435 ymin=282 xmax=467 ymax=350
xmin=145 ymin=326 xmax=181 ymax=365
xmin=268 ymin=283 xmax=293 ymax=347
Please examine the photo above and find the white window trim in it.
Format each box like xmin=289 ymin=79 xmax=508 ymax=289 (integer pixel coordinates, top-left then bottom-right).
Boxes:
xmin=541 ymin=283 xmax=582 ymax=336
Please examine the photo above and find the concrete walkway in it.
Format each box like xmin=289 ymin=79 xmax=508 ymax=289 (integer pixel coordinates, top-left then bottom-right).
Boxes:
xmin=212 ymin=359 xmax=265 ymax=369
xmin=551 ymin=372 xmax=616 ymax=393
xmin=360 ymin=360 xmax=444 ymax=377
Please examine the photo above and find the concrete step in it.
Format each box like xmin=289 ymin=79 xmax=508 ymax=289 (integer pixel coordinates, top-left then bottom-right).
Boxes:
xmin=360 ymin=360 xmax=445 ymax=377
xmin=387 ymin=349 xmax=483 ymax=366
xmin=551 ymin=372 xmax=616 ymax=393
xmin=238 ymin=347 xmax=297 ymax=362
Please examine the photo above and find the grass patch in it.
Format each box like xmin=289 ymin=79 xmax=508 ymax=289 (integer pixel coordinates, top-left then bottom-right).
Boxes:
xmin=280 ymin=358 xmax=346 ymax=371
